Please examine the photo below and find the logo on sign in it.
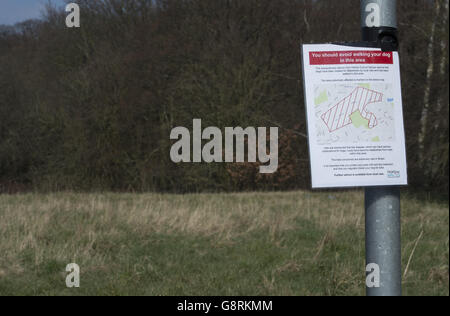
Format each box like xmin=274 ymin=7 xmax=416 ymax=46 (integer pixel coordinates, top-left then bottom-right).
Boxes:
xmin=387 ymin=170 xmax=401 ymax=179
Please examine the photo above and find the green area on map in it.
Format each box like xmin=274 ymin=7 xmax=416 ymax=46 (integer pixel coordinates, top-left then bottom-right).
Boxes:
xmin=372 ymin=136 xmax=381 ymax=142
xmin=315 ymin=90 xmax=328 ymax=106
xmin=350 ymin=111 xmax=369 ymax=129
xmin=358 ymin=83 xmax=371 ymax=89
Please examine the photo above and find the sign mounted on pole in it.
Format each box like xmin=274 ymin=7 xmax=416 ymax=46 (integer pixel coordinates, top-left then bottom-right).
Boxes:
xmin=302 ymin=44 xmax=408 ymax=189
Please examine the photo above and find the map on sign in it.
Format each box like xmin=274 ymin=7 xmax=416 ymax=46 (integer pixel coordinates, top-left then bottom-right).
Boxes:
xmin=314 ymin=83 xmax=396 ymax=145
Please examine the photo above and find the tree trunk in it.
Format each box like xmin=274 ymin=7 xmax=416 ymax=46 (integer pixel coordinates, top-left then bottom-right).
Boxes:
xmin=418 ymin=0 xmax=441 ymax=166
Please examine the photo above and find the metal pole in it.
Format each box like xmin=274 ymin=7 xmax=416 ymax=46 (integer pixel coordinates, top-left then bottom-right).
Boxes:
xmin=361 ymin=0 xmax=402 ymax=296
xmin=365 ymin=187 xmax=402 ymax=296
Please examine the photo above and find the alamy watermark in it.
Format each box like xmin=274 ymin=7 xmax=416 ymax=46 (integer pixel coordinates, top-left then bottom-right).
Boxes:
xmin=366 ymin=263 xmax=380 ymax=288
xmin=170 ymin=119 xmax=279 ymax=174
xmin=65 ymin=3 xmax=80 ymax=28
xmin=66 ymin=263 xmax=80 ymax=288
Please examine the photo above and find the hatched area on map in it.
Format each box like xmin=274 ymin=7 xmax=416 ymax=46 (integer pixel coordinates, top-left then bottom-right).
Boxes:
xmin=314 ymin=83 xmax=396 ymax=145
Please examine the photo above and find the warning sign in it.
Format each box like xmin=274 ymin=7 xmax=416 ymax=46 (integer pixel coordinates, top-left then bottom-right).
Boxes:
xmin=302 ymin=44 xmax=408 ymax=189
xmin=309 ymin=50 xmax=394 ymax=65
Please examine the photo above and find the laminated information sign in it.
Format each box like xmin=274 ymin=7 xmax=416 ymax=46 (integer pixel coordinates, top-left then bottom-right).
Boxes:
xmin=302 ymin=44 xmax=408 ymax=188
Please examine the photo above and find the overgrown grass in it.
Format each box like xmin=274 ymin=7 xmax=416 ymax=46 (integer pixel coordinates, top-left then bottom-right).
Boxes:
xmin=0 ymin=191 xmax=448 ymax=296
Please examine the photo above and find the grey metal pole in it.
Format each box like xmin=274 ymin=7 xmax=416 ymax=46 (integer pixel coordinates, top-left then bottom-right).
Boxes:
xmin=361 ymin=0 xmax=402 ymax=296
xmin=365 ymin=187 xmax=402 ymax=296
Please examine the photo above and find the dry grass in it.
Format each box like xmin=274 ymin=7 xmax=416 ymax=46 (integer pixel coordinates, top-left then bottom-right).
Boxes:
xmin=0 ymin=190 xmax=447 ymax=296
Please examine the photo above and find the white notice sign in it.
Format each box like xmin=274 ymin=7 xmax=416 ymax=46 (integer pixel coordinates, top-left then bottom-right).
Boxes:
xmin=302 ymin=44 xmax=408 ymax=188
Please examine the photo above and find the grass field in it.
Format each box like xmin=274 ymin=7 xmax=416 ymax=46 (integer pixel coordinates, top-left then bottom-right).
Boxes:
xmin=0 ymin=190 xmax=448 ymax=296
